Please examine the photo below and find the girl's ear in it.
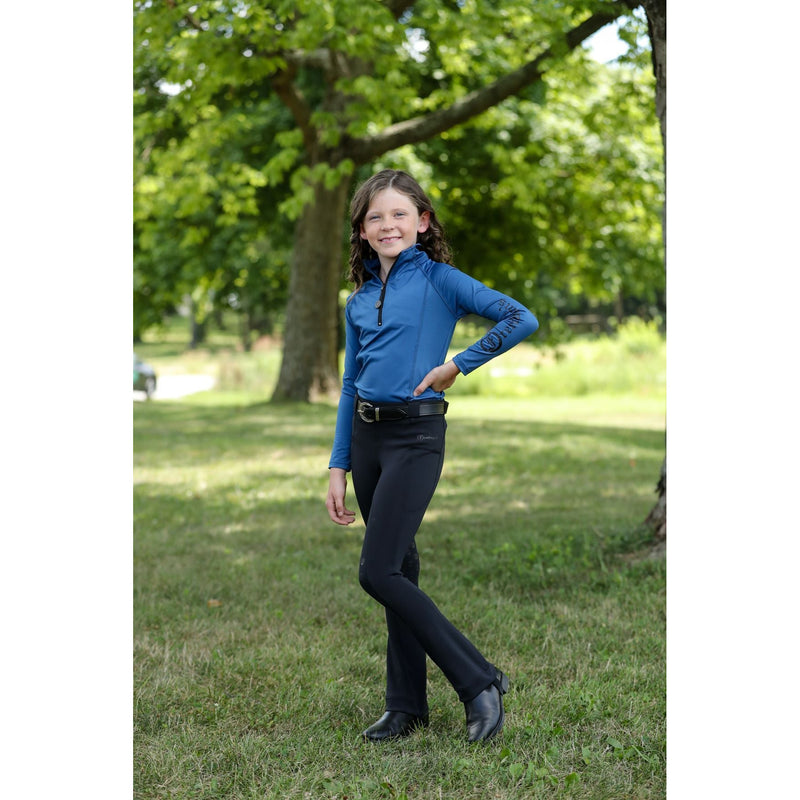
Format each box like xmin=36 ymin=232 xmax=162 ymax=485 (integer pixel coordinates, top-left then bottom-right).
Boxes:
xmin=359 ymin=226 xmax=368 ymax=239
xmin=417 ymin=210 xmax=431 ymax=233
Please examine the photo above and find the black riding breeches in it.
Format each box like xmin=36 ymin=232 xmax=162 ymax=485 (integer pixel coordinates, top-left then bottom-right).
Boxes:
xmin=350 ymin=411 xmax=496 ymax=713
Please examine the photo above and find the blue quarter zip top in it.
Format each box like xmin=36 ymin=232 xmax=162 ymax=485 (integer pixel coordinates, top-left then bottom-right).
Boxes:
xmin=329 ymin=244 xmax=539 ymax=470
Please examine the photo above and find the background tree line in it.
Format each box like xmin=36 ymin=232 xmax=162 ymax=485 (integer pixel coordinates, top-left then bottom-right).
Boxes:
xmin=134 ymin=0 xmax=664 ymax=401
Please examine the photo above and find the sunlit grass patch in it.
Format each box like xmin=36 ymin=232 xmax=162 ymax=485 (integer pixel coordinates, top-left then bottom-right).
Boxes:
xmin=135 ymin=382 xmax=664 ymax=798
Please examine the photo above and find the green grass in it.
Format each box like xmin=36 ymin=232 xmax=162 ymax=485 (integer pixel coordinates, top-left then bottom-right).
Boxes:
xmin=134 ymin=327 xmax=666 ymax=799
xmin=135 ymin=315 xmax=666 ymax=402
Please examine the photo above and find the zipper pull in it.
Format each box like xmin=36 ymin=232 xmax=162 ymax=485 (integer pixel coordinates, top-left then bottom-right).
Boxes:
xmin=376 ymin=282 xmax=387 ymax=326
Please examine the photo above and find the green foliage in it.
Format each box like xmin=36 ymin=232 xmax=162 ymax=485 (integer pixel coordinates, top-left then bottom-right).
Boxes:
xmin=134 ymin=3 xmax=299 ymax=341
xmin=407 ymin=31 xmax=663 ymax=332
xmin=614 ymin=315 xmax=664 ymax=354
xmin=134 ymin=1 xmax=663 ymax=349
xmin=446 ymin=317 xmax=665 ymax=399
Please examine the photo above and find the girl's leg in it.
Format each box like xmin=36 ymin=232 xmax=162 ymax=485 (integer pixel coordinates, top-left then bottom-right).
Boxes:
xmin=350 ymin=423 xmax=427 ymax=715
xmin=383 ymin=542 xmax=428 ymax=715
xmin=352 ymin=415 xmax=496 ymax=704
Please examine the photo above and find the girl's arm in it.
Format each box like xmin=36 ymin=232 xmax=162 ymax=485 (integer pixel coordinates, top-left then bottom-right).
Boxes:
xmin=328 ymin=310 xmax=359 ymax=471
xmin=444 ymin=270 xmax=539 ymax=376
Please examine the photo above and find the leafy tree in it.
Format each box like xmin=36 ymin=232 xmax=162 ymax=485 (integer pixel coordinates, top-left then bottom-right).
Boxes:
xmin=134 ymin=5 xmax=296 ymax=346
xmin=401 ymin=38 xmax=663 ymax=337
xmin=134 ymin=0 xmax=648 ymax=399
xmin=637 ymin=0 xmax=666 ymax=548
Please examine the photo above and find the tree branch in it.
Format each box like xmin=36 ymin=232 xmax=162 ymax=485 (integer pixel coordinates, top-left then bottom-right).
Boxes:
xmin=271 ymin=67 xmax=316 ymax=153
xmin=346 ymin=5 xmax=627 ymax=163
xmin=283 ymin=48 xmax=335 ymax=72
xmin=382 ymin=0 xmax=417 ymax=21
xmin=164 ymin=0 xmax=204 ymax=32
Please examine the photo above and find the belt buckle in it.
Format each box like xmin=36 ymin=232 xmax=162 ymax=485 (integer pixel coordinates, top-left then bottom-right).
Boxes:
xmin=357 ymin=401 xmax=376 ymax=423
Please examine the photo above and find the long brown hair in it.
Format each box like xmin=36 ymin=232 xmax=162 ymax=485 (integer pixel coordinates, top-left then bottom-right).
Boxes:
xmin=347 ymin=169 xmax=453 ymax=292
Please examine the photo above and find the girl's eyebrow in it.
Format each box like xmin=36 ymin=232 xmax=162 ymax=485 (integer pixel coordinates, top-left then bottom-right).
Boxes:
xmin=366 ymin=207 xmax=410 ymax=215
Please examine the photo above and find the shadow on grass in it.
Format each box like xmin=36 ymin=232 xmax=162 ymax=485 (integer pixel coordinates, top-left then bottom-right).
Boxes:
xmin=134 ymin=400 xmax=334 ymax=462
xmin=134 ymin=398 xmax=665 ymax=604
xmin=134 ymin=398 xmax=666 ymax=798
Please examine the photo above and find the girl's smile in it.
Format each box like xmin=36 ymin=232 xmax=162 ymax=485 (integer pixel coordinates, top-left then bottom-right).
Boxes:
xmin=360 ymin=187 xmax=430 ymax=276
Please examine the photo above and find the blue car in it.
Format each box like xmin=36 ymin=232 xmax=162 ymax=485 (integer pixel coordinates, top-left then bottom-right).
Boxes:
xmin=134 ymin=353 xmax=157 ymax=399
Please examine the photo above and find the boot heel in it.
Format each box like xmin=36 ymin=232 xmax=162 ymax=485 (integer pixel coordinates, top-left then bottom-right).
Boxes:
xmin=494 ymin=670 xmax=509 ymax=695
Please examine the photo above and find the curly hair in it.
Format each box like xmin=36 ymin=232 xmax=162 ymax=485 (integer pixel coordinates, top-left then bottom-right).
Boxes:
xmin=347 ymin=169 xmax=453 ymax=292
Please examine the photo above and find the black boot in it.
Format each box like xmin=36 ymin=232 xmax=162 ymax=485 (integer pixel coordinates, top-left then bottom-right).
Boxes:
xmin=361 ymin=710 xmax=429 ymax=742
xmin=464 ymin=670 xmax=509 ymax=743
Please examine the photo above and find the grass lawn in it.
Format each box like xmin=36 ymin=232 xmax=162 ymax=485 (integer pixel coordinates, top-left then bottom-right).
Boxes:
xmin=134 ymin=328 xmax=665 ymax=799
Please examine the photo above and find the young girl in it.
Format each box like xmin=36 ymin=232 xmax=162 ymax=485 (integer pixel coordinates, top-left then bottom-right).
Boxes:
xmin=325 ymin=169 xmax=538 ymax=743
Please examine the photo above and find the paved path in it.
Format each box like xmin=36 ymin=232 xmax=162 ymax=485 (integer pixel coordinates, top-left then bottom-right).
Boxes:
xmin=134 ymin=374 xmax=216 ymax=401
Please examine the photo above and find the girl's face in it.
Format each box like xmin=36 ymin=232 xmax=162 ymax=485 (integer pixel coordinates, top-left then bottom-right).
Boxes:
xmin=360 ymin=187 xmax=430 ymax=270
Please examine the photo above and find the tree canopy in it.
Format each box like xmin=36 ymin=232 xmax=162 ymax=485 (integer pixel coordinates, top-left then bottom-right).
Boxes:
xmin=134 ymin=0 xmax=663 ymax=393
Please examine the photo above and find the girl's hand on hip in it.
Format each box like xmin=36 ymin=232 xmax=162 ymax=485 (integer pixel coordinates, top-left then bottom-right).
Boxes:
xmin=326 ymin=468 xmax=356 ymax=525
xmin=414 ymin=360 xmax=460 ymax=396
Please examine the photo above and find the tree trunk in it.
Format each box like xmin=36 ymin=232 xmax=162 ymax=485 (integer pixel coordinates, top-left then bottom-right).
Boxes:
xmin=239 ymin=311 xmax=253 ymax=353
xmin=189 ymin=299 xmax=206 ymax=349
xmin=644 ymin=456 xmax=666 ymax=554
xmin=640 ymin=0 xmax=666 ymax=548
xmin=271 ymin=174 xmax=349 ymax=402
xmin=640 ymin=0 xmax=666 ymax=149
xmin=269 ymin=6 xmax=633 ymax=404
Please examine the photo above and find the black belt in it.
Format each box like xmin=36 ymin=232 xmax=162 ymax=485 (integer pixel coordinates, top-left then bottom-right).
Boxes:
xmin=356 ymin=397 xmax=448 ymax=423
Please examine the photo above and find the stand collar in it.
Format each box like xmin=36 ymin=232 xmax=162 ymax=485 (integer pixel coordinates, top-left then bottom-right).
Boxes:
xmin=363 ymin=243 xmax=427 ymax=281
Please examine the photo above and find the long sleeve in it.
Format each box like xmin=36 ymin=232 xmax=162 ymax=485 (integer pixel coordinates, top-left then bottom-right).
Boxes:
xmin=432 ymin=267 xmax=539 ymax=376
xmin=328 ymin=309 xmax=359 ymax=471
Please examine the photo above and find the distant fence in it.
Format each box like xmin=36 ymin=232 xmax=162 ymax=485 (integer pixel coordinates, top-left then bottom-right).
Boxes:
xmin=563 ymin=314 xmax=613 ymax=334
